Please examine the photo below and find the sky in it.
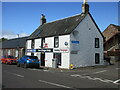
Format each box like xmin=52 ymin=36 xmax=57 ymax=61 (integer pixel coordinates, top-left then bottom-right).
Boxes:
xmin=1 ymin=2 xmax=118 ymax=39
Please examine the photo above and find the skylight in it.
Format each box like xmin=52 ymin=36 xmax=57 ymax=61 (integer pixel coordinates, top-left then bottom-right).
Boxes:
xmin=35 ymin=29 xmax=43 ymax=36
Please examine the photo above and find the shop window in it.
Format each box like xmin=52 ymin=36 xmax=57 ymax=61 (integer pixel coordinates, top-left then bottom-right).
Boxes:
xmin=54 ymin=37 xmax=59 ymax=48
xmin=95 ymin=38 xmax=99 ymax=48
xmin=95 ymin=53 xmax=100 ymax=64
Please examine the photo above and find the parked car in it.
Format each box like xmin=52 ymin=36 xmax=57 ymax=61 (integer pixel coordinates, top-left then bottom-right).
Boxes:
xmin=17 ymin=55 xmax=40 ymax=68
xmin=1 ymin=55 xmax=17 ymax=64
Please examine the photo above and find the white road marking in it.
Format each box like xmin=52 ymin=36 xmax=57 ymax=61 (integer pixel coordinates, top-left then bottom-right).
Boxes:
xmin=82 ymin=70 xmax=107 ymax=75
xmin=28 ymin=69 xmax=41 ymax=71
xmin=70 ymin=74 xmax=119 ymax=85
xmin=113 ymin=79 xmax=120 ymax=84
xmin=3 ymin=71 xmax=24 ymax=78
xmin=38 ymin=80 xmax=72 ymax=89
xmin=116 ymin=68 xmax=120 ymax=70
xmin=93 ymin=70 xmax=107 ymax=74
xmin=13 ymin=73 xmax=24 ymax=77
xmin=43 ymin=70 xmax=49 ymax=72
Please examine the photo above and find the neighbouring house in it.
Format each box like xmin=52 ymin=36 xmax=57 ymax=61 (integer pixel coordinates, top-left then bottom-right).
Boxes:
xmin=0 ymin=36 xmax=28 ymax=59
xmin=26 ymin=1 xmax=104 ymax=69
xmin=103 ymin=24 xmax=120 ymax=61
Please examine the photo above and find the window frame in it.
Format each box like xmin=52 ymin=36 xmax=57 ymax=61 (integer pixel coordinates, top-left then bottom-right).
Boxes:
xmin=54 ymin=36 xmax=59 ymax=48
xmin=95 ymin=38 xmax=99 ymax=48
xmin=95 ymin=53 xmax=100 ymax=64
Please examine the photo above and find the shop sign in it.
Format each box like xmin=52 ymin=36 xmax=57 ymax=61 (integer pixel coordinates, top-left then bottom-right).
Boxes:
xmin=26 ymin=49 xmax=53 ymax=52
xmin=26 ymin=49 xmax=36 ymax=52
xmin=36 ymin=49 xmax=53 ymax=52
xmin=53 ymin=48 xmax=69 ymax=53
xmin=64 ymin=42 xmax=68 ymax=46
xmin=71 ymin=40 xmax=80 ymax=51
xmin=71 ymin=41 xmax=79 ymax=44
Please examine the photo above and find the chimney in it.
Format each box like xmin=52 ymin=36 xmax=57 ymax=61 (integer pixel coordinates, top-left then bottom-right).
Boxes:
xmin=82 ymin=0 xmax=89 ymax=14
xmin=40 ymin=14 xmax=46 ymax=25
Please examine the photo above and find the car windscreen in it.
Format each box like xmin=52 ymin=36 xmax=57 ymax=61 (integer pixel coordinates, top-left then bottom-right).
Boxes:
xmin=28 ymin=56 xmax=38 ymax=59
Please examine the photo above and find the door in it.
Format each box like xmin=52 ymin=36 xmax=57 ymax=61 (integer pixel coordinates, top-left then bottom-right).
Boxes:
xmin=53 ymin=53 xmax=61 ymax=66
xmin=41 ymin=52 xmax=45 ymax=66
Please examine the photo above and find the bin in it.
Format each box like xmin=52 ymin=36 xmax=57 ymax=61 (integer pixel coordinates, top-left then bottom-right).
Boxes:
xmin=52 ymin=58 xmax=58 ymax=68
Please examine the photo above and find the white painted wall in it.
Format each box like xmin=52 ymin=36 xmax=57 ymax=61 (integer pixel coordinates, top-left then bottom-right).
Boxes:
xmin=70 ymin=14 xmax=104 ymax=68
xmin=58 ymin=35 xmax=70 ymax=69
xmin=59 ymin=53 xmax=70 ymax=69
xmin=34 ymin=39 xmax=41 ymax=49
xmin=26 ymin=40 xmax=32 ymax=55
xmin=45 ymin=53 xmax=53 ymax=67
xmin=59 ymin=35 xmax=70 ymax=49
xmin=45 ymin=37 xmax=54 ymax=48
xmin=27 ymin=40 xmax=32 ymax=49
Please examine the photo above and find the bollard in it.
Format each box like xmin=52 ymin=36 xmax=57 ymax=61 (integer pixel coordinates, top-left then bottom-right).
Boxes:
xmin=70 ymin=64 xmax=74 ymax=69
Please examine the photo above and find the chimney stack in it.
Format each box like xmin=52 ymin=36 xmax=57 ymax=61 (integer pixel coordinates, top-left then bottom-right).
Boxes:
xmin=82 ymin=0 xmax=89 ymax=14
xmin=40 ymin=14 xmax=46 ymax=25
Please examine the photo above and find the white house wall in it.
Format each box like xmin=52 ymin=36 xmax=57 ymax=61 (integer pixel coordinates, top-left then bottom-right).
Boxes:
xmin=27 ymin=40 xmax=32 ymax=49
xmin=45 ymin=37 xmax=54 ymax=48
xmin=45 ymin=53 xmax=53 ymax=67
xmin=34 ymin=39 xmax=41 ymax=49
xmin=59 ymin=35 xmax=70 ymax=69
xmin=45 ymin=35 xmax=70 ymax=69
xmin=26 ymin=40 xmax=32 ymax=55
xmin=70 ymin=14 xmax=104 ymax=68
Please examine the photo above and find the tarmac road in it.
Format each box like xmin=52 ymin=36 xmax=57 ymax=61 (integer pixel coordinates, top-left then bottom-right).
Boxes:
xmin=2 ymin=62 xmax=120 ymax=90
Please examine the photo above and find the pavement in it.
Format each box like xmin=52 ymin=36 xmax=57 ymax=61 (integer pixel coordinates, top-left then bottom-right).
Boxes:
xmin=1 ymin=61 xmax=120 ymax=90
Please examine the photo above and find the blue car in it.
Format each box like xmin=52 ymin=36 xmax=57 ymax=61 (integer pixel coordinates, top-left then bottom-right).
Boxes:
xmin=17 ymin=55 xmax=40 ymax=68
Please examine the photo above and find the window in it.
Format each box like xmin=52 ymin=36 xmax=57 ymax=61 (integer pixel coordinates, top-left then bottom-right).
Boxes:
xmin=54 ymin=37 xmax=59 ymax=48
xmin=95 ymin=38 xmax=99 ymax=48
xmin=95 ymin=53 xmax=100 ymax=64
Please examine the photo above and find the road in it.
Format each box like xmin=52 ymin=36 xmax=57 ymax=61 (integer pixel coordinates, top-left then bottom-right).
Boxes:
xmin=2 ymin=63 xmax=120 ymax=90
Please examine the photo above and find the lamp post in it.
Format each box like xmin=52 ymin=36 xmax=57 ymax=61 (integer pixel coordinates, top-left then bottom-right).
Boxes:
xmin=17 ymin=34 xmax=19 ymax=59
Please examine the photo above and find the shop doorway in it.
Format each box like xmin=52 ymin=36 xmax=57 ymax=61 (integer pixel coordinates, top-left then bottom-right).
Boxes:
xmin=41 ymin=52 xmax=45 ymax=66
xmin=53 ymin=53 xmax=61 ymax=66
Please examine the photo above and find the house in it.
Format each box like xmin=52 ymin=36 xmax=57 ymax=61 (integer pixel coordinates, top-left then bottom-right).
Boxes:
xmin=26 ymin=1 xmax=104 ymax=69
xmin=102 ymin=24 xmax=120 ymax=61
xmin=0 ymin=36 xmax=28 ymax=59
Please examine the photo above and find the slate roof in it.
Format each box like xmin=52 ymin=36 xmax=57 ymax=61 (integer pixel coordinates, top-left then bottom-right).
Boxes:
xmin=1 ymin=36 xmax=28 ymax=49
xmin=102 ymin=24 xmax=120 ymax=41
xmin=29 ymin=13 xmax=87 ymax=39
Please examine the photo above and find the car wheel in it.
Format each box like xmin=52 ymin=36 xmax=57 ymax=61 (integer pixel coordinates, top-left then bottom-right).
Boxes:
xmin=24 ymin=63 xmax=28 ymax=68
xmin=17 ymin=63 xmax=20 ymax=67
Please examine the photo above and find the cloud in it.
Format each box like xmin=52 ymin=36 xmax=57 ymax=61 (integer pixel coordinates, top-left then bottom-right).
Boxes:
xmin=0 ymin=30 xmax=29 ymax=39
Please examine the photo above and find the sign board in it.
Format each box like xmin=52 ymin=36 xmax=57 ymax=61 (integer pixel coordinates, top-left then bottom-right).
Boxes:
xmin=71 ymin=41 xmax=79 ymax=44
xmin=71 ymin=40 xmax=80 ymax=51
xmin=36 ymin=49 xmax=53 ymax=52
xmin=26 ymin=49 xmax=36 ymax=52
xmin=53 ymin=48 xmax=69 ymax=53
xmin=26 ymin=49 xmax=53 ymax=52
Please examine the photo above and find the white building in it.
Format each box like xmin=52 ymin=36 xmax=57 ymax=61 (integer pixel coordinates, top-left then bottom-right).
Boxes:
xmin=26 ymin=2 xmax=104 ymax=69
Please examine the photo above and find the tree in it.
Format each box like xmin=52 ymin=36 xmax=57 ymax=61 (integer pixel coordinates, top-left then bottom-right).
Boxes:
xmin=0 ymin=37 xmax=8 ymax=42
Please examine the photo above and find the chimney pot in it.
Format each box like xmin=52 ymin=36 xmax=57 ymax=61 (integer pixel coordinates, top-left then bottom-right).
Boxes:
xmin=40 ymin=14 xmax=46 ymax=25
xmin=82 ymin=0 xmax=89 ymax=13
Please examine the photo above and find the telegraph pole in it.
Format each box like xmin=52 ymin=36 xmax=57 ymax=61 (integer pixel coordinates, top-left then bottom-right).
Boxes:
xmin=17 ymin=34 xmax=19 ymax=59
